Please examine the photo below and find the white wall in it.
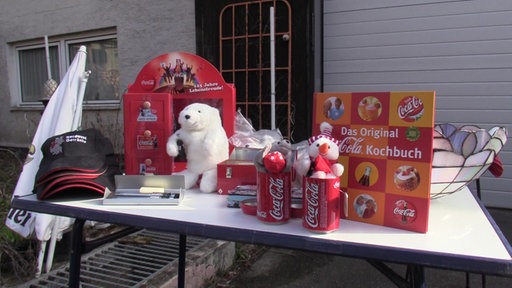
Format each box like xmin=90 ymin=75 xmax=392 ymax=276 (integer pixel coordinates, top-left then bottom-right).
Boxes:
xmin=323 ymin=0 xmax=512 ymax=207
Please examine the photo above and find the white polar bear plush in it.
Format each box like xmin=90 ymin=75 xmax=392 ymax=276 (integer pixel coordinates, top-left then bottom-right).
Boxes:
xmin=166 ymin=103 xmax=229 ymax=192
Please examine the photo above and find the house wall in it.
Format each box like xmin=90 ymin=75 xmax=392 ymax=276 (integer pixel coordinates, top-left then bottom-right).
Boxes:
xmin=0 ymin=0 xmax=196 ymax=153
xmin=323 ymin=0 xmax=512 ymax=207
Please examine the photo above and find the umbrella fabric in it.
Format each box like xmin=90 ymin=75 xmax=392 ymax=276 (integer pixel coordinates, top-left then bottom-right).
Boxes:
xmin=5 ymin=46 xmax=88 ymax=241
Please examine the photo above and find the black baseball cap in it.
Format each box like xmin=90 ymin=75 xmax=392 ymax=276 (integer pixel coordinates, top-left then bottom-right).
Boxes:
xmin=35 ymin=129 xmax=120 ymax=200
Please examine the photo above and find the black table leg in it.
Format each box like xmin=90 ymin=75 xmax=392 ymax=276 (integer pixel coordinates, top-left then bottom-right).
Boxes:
xmin=368 ymin=260 xmax=426 ymax=288
xmin=407 ymin=264 xmax=426 ymax=288
xmin=178 ymin=234 xmax=187 ymax=288
xmin=69 ymin=219 xmax=85 ymax=288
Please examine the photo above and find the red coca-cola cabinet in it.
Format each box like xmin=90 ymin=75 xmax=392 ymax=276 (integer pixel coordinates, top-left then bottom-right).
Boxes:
xmin=123 ymin=93 xmax=173 ymax=174
xmin=123 ymin=52 xmax=236 ymax=175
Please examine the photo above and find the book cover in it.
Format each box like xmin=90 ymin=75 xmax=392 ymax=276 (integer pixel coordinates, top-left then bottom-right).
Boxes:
xmin=313 ymin=91 xmax=436 ymax=233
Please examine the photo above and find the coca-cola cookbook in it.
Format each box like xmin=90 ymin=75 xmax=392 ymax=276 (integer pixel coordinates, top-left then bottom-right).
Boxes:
xmin=313 ymin=91 xmax=436 ymax=233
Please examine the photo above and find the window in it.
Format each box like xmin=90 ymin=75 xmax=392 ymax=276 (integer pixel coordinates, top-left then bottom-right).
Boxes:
xmin=69 ymin=38 xmax=119 ymax=102
xmin=15 ymin=32 xmax=119 ymax=106
xmin=18 ymin=45 xmax=60 ymax=103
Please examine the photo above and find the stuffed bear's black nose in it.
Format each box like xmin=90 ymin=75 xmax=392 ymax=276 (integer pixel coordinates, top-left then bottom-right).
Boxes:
xmin=185 ymin=114 xmax=190 ymax=120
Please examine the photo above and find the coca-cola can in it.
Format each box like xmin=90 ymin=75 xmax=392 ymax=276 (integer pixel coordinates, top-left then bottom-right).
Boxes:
xmin=257 ymin=171 xmax=291 ymax=224
xmin=303 ymin=176 xmax=341 ymax=233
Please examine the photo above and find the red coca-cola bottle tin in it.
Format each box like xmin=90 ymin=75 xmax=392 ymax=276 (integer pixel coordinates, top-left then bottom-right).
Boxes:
xmin=303 ymin=176 xmax=341 ymax=233
xmin=256 ymin=171 xmax=291 ymax=224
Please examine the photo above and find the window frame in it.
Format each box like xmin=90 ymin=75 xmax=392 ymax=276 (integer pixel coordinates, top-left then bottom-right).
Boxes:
xmin=14 ymin=42 xmax=61 ymax=107
xmin=11 ymin=30 xmax=119 ymax=109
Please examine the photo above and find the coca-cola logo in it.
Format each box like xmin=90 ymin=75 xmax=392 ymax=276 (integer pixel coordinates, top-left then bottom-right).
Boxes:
xmin=393 ymin=200 xmax=417 ymax=224
xmin=304 ymin=181 xmax=319 ymax=228
xmin=137 ymin=136 xmax=157 ymax=149
xmin=140 ymin=75 xmax=156 ymax=91
xmin=138 ymin=139 xmax=154 ymax=145
xmin=269 ymin=177 xmax=285 ymax=220
xmin=397 ymin=96 xmax=424 ymax=122
xmin=339 ymin=137 xmax=364 ymax=155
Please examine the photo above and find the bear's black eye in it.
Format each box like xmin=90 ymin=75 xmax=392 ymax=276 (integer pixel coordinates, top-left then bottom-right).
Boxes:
xmin=198 ymin=110 xmax=201 ymax=113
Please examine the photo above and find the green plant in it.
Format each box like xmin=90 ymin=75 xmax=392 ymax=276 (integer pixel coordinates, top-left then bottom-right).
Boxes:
xmin=0 ymin=148 xmax=24 ymax=241
xmin=0 ymin=147 xmax=38 ymax=284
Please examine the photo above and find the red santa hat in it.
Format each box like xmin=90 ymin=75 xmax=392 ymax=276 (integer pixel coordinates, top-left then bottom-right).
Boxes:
xmin=308 ymin=122 xmax=340 ymax=146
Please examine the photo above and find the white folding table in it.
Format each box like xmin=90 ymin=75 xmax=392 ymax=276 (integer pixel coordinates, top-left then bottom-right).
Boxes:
xmin=11 ymin=187 xmax=512 ymax=288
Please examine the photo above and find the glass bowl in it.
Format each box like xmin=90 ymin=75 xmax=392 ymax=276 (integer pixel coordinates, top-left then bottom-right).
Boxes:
xmin=430 ymin=124 xmax=508 ymax=199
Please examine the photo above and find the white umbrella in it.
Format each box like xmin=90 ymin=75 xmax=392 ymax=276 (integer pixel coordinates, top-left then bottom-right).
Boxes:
xmin=5 ymin=45 xmax=89 ymax=274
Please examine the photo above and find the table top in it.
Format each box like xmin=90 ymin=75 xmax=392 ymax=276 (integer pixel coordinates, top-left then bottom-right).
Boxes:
xmin=12 ymin=187 xmax=512 ymax=276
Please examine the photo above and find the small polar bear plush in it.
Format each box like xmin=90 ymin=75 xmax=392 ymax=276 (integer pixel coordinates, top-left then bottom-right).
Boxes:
xmin=166 ymin=103 xmax=229 ymax=192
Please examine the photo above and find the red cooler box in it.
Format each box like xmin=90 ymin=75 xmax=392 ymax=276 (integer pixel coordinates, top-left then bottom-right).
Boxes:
xmin=217 ymin=160 xmax=257 ymax=195
xmin=217 ymin=147 xmax=260 ymax=194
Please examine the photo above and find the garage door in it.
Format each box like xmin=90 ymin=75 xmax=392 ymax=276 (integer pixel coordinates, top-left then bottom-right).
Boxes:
xmin=323 ymin=0 xmax=512 ymax=208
